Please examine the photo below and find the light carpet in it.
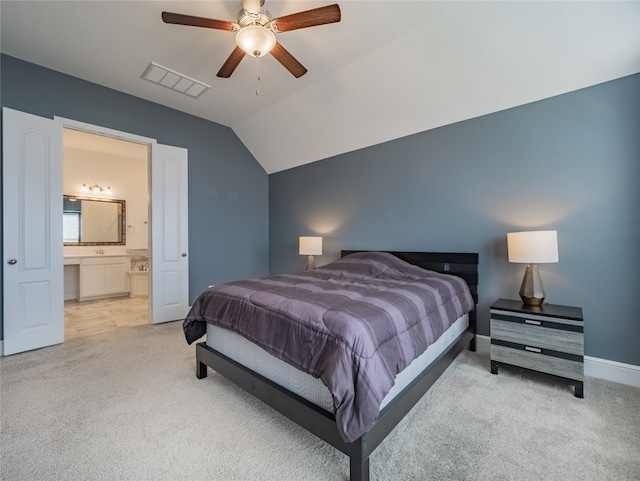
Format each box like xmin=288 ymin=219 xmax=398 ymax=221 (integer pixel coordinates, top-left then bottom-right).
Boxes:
xmin=1 ymin=321 xmax=639 ymax=481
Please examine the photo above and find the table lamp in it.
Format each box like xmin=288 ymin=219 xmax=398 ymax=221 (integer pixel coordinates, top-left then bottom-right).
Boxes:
xmin=299 ymin=236 xmax=322 ymax=270
xmin=507 ymin=230 xmax=558 ymax=306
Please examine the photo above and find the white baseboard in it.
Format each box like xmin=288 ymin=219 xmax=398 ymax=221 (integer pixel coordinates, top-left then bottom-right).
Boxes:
xmin=475 ymin=335 xmax=491 ymax=354
xmin=0 ymin=340 xmax=4 ymax=357
xmin=584 ymin=356 xmax=640 ymax=388
xmin=477 ymin=335 xmax=640 ymax=388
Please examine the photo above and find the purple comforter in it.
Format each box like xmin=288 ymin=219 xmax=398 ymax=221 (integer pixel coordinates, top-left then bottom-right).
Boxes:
xmin=184 ymin=252 xmax=474 ymax=443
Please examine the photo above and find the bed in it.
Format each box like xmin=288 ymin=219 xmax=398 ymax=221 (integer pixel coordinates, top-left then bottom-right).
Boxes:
xmin=184 ymin=250 xmax=479 ymax=481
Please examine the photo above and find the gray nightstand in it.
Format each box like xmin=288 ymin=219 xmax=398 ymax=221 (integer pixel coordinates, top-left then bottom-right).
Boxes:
xmin=490 ymin=298 xmax=584 ymax=398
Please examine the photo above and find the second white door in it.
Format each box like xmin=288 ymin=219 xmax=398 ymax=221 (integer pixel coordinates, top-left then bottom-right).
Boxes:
xmin=150 ymin=143 xmax=190 ymax=324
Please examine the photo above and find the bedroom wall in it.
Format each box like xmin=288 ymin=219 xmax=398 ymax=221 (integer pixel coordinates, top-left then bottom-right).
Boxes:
xmin=0 ymin=54 xmax=270 ymax=338
xmin=269 ymin=74 xmax=640 ymax=367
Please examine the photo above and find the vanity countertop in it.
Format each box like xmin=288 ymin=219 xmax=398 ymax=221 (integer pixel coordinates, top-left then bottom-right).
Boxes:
xmin=64 ymin=254 xmax=130 ymax=265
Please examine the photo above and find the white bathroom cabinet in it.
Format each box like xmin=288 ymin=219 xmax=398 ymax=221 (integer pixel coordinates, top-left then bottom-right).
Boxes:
xmin=78 ymin=256 xmax=129 ymax=301
xmin=127 ymin=270 xmax=149 ymax=297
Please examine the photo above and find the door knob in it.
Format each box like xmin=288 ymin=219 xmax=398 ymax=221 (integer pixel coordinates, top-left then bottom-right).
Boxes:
xmin=181 ymin=253 xmax=187 ymax=257
xmin=7 ymin=259 xmax=17 ymax=265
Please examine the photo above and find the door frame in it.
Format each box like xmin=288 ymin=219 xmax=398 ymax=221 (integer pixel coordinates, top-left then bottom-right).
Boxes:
xmin=57 ymin=117 xmax=155 ymax=148
xmin=56 ymin=116 xmax=157 ymax=326
xmin=55 ymin=117 xmax=190 ymax=328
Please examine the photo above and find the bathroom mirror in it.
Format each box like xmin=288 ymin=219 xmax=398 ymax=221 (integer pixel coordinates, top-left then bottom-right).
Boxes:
xmin=63 ymin=195 xmax=126 ymax=245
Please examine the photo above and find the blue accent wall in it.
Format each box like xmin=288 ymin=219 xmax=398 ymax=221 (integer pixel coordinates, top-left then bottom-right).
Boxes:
xmin=1 ymin=54 xmax=269 ymax=337
xmin=269 ymin=74 xmax=640 ymax=366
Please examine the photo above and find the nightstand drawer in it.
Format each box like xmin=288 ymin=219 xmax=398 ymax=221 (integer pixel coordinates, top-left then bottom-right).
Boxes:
xmin=490 ymin=309 xmax=583 ymax=328
xmin=491 ymin=344 xmax=584 ymax=381
xmin=491 ymin=319 xmax=583 ymax=356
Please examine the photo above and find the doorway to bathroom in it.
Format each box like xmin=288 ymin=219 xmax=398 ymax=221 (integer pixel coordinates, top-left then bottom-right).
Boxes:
xmin=62 ymin=128 xmax=150 ymax=339
xmin=3 ymin=108 xmax=190 ymax=355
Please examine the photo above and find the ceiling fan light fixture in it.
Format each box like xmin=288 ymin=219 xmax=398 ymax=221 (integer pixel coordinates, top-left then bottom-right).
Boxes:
xmin=236 ymin=25 xmax=276 ymax=57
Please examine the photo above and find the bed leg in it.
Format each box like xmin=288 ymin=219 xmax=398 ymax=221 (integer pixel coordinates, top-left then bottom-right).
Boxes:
xmin=469 ymin=336 xmax=477 ymax=352
xmin=350 ymin=456 xmax=369 ymax=481
xmin=196 ymin=360 xmax=208 ymax=379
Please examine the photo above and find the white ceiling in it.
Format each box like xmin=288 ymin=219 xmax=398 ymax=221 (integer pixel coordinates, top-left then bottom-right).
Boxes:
xmin=2 ymin=1 xmax=639 ymax=174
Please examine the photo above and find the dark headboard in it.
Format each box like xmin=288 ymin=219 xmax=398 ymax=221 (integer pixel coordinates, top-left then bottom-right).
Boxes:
xmin=340 ymin=250 xmax=479 ymax=304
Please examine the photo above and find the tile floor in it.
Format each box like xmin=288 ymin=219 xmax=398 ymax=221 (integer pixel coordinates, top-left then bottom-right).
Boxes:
xmin=64 ymin=296 xmax=149 ymax=340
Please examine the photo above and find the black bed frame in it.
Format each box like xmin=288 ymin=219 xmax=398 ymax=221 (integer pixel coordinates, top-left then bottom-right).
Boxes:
xmin=194 ymin=251 xmax=479 ymax=481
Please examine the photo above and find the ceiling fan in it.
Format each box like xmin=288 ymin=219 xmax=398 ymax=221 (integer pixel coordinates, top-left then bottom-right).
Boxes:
xmin=162 ymin=0 xmax=341 ymax=79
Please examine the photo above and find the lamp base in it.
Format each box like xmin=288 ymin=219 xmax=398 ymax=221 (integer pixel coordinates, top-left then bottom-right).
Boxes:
xmin=519 ymin=264 xmax=545 ymax=306
xmin=520 ymin=294 xmax=545 ymax=307
xmin=305 ymin=255 xmax=316 ymax=270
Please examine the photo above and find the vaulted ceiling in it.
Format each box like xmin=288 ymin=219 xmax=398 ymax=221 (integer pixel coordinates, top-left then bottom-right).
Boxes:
xmin=2 ymin=1 xmax=639 ymax=173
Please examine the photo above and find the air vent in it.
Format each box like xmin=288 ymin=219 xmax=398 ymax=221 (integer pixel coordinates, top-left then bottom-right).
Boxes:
xmin=141 ymin=62 xmax=210 ymax=98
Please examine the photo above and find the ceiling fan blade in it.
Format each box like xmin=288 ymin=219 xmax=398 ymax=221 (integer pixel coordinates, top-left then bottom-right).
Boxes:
xmin=270 ymin=42 xmax=307 ymax=78
xmin=161 ymin=12 xmax=235 ymax=31
xmin=274 ymin=4 xmax=341 ymax=32
xmin=217 ymin=47 xmax=246 ymax=78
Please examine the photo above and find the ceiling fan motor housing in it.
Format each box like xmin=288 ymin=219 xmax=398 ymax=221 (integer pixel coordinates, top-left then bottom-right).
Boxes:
xmin=237 ymin=7 xmax=274 ymax=29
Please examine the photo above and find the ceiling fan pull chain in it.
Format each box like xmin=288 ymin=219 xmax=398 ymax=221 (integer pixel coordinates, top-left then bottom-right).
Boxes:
xmin=256 ymin=56 xmax=262 ymax=95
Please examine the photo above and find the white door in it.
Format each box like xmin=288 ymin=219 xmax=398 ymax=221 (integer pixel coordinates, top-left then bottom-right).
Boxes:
xmin=150 ymin=143 xmax=189 ymax=323
xmin=3 ymin=108 xmax=63 ymax=355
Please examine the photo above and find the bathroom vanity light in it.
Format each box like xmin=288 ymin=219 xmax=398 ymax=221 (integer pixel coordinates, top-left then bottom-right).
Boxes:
xmin=81 ymin=183 xmax=112 ymax=195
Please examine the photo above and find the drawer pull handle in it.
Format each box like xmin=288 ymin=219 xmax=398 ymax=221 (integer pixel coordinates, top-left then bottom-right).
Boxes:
xmin=524 ymin=319 xmax=541 ymax=326
xmin=525 ymin=346 xmax=542 ymax=353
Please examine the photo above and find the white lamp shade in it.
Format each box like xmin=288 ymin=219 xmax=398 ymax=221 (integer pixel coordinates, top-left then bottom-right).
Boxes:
xmin=236 ymin=25 xmax=276 ymax=57
xmin=299 ymin=236 xmax=322 ymax=256
xmin=507 ymin=230 xmax=558 ymax=264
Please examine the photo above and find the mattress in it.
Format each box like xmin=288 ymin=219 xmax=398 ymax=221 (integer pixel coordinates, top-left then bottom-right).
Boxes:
xmin=206 ymin=312 xmax=469 ymax=413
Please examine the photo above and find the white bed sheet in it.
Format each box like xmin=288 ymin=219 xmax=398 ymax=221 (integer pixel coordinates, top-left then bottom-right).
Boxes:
xmin=206 ymin=313 xmax=469 ymax=413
